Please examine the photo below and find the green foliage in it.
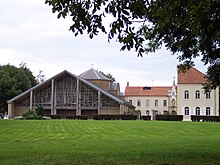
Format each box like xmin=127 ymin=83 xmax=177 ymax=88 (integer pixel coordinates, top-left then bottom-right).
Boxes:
xmin=36 ymin=107 xmax=44 ymax=116
xmin=22 ymin=108 xmax=45 ymax=120
xmin=22 ymin=110 xmax=37 ymax=119
xmin=0 ymin=64 xmax=37 ymax=114
xmin=45 ymin=0 xmax=220 ymax=89
xmin=99 ymin=71 xmax=116 ymax=82
xmin=0 ymin=120 xmax=220 ymax=164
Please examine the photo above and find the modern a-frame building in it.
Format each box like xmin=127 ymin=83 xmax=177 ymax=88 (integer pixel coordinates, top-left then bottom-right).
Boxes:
xmin=8 ymin=68 xmax=134 ymax=118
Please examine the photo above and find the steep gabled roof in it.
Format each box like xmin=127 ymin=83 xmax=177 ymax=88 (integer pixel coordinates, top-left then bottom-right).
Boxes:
xmin=79 ymin=68 xmax=111 ymax=81
xmin=7 ymin=70 xmax=72 ymax=103
xmin=125 ymin=86 xmax=172 ymax=96
xmin=178 ymin=67 xmax=206 ymax=84
xmin=8 ymin=70 xmax=129 ymax=106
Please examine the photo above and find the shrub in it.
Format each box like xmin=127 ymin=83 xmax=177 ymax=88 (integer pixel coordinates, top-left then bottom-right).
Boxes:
xmin=142 ymin=116 xmax=151 ymax=120
xmin=156 ymin=115 xmax=183 ymax=121
xmin=22 ymin=108 xmax=45 ymax=120
xmin=66 ymin=115 xmax=89 ymax=120
xmin=22 ymin=110 xmax=37 ymax=119
xmin=191 ymin=115 xmax=220 ymax=122
xmin=93 ymin=115 xmax=137 ymax=120
xmin=36 ymin=107 xmax=44 ymax=116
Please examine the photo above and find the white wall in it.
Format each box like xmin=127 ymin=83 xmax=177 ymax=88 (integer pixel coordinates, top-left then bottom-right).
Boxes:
xmin=125 ymin=96 xmax=169 ymax=116
xmin=177 ymin=84 xmax=218 ymax=116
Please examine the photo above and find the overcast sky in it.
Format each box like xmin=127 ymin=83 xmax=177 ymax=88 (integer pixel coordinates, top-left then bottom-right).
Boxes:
xmin=0 ymin=0 xmax=208 ymax=92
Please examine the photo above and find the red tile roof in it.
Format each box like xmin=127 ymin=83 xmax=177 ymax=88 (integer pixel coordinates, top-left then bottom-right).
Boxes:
xmin=178 ymin=67 xmax=206 ymax=84
xmin=125 ymin=86 xmax=172 ymax=96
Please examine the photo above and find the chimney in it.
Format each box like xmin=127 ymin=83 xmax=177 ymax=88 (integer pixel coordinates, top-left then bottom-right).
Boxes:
xmin=127 ymin=82 xmax=129 ymax=87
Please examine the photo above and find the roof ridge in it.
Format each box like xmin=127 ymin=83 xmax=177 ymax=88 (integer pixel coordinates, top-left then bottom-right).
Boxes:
xmin=79 ymin=68 xmax=111 ymax=80
xmin=93 ymin=68 xmax=101 ymax=79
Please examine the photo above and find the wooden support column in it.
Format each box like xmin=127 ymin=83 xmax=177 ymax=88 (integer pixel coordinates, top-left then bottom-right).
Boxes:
xmin=51 ymin=79 xmax=55 ymax=115
xmin=76 ymin=78 xmax=80 ymax=115
xmin=8 ymin=103 xmax=15 ymax=119
xmin=30 ymin=90 xmax=33 ymax=110
xmin=98 ymin=91 xmax=101 ymax=114
xmin=120 ymin=104 xmax=124 ymax=115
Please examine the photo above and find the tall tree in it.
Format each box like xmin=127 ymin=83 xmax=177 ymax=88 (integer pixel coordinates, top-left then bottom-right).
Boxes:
xmin=0 ymin=64 xmax=37 ymax=114
xmin=45 ymin=0 xmax=220 ymax=89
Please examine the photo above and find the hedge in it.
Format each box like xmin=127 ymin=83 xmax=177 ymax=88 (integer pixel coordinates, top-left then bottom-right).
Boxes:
xmin=142 ymin=116 xmax=151 ymax=120
xmin=93 ymin=115 xmax=137 ymax=120
xmin=156 ymin=115 xmax=183 ymax=121
xmin=66 ymin=115 xmax=89 ymax=120
xmin=191 ymin=115 xmax=220 ymax=122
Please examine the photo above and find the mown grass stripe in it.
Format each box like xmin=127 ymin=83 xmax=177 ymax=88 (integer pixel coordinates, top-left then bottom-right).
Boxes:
xmin=0 ymin=120 xmax=220 ymax=164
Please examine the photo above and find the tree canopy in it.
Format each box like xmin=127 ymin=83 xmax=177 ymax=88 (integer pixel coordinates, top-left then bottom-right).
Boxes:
xmin=45 ymin=0 xmax=220 ymax=89
xmin=99 ymin=71 xmax=116 ymax=82
xmin=0 ymin=64 xmax=37 ymax=114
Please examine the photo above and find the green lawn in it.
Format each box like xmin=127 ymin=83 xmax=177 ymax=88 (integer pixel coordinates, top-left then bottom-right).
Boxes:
xmin=0 ymin=120 xmax=220 ymax=164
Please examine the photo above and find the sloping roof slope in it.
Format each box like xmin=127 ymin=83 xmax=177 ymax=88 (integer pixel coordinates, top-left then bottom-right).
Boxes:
xmin=125 ymin=86 xmax=172 ymax=96
xmin=79 ymin=68 xmax=111 ymax=81
xmin=178 ymin=67 xmax=206 ymax=84
xmin=8 ymin=70 xmax=129 ymax=106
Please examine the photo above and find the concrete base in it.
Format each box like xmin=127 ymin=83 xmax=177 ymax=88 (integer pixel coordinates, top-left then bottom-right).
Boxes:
xmin=182 ymin=115 xmax=192 ymax=121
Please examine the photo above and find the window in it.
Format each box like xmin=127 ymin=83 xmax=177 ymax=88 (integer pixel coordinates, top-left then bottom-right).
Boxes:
xmin=206 ymin=107 xmax=211 ymax=116
xmin=184 ymin=90 xmax=189 ymax=99
xmin=137 ymin=100 xmax=141 ymax=106
xmin=172 ymin=99 xmax=175 ymax=106
xmin=163 ymin=100 xmax=167 ymax=106
xmin=206 ymin=91 xmax=211 ymax=99
xmin=155 ymin=100 xmax=158 ymax=107
xmin=185 ymin=107 xmax=189 ymax=115
xmin=129 ymin=100 xmax=132 ymax=104
xmin=154 ymin=110 xmax=158 ymax=115
xmin=196 ymin=107 xmax=200 ymax=116
xmin=146 ymin=110 xmax=150 ymax=116
xmin=195 ymin=90 xmax=200 ymax=99
xmin=163 ymin=110 xmax=169 ymax=115
xmin=146 ymin=100 xmax=150 ymax=106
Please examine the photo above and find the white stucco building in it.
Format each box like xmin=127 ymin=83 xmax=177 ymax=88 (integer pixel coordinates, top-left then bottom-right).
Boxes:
xmin=177 ymin=67 xmax=219 ymax=119
xmin=125 ymin=67 xmax=219 ymax=120
xmin=125 ymin=81 xmax=177 ymax=119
